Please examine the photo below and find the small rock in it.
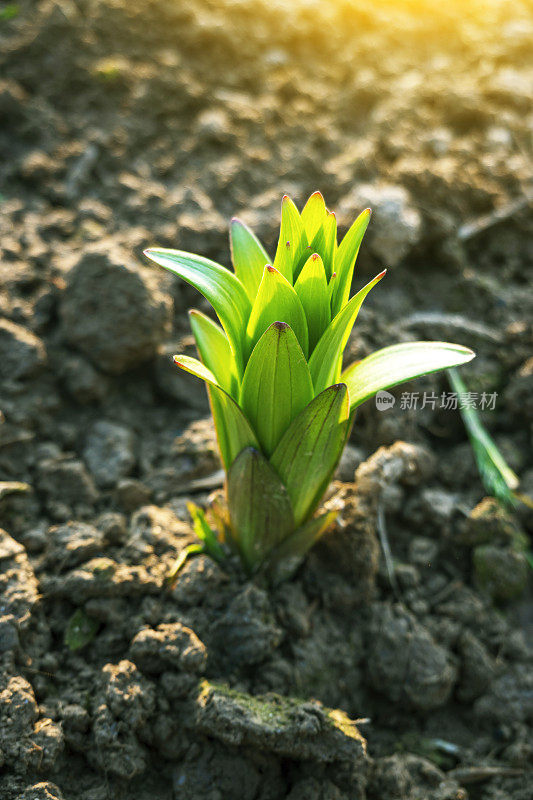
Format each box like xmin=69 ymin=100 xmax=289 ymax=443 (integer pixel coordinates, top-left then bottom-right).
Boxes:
xmin=404 ymin=487 xmax=457 ymax=534
xmin=0 ymin=617 xmax=19 ymax=653
xmin=408 ymin=536 xmax=439 ymax=568
xmin=60 ymin=245 xmax=173 ymax=374
xmin=129 ymin=504 xmax=193 ymax=554
xmin=456 ymin=630 xmax=496 ymax=703
xmin=334 ymin=444 xmax=365 ymax=482
xmin=90 ymin=660 xmax=155 ymax=779
xmin=41 ymin=557 xmax=162 ymax=600
xmin=505 ymin=356 xmax=533 ymax=418
xmin=212 ymin=585 xmax=282 ymax=667
xmin=0 ymin=528 xmax=39 ymax=631
xmin=16 ymin=784 xmax=64 ymax=800
xmin=473 ymin=545 xmax=529 ymax=601
xmin=369 ymin=755 xmax=412 ymax=799
xmin=286 ymin=778 xmax=348 ymax=800
xmin=195 ymin=107 xmax=232 ymax=141
xmin=459 ymin=497 xmax=525 ymax=546
xmin=338 ymin=183 xmax=421 ymax=267
xmin=366 ymin=604 xmax=456 ymax=710
xmin=0 ymin=319 xmax=47 ymax=381
xmin=83 ymin=420 xmax=136 ymax=488
xmin=30 ymin=718 xmax=64 ymax=770
xmin=59 ymin=352 xmax=111 ymax=404
xmin=474 ymin=664 xmax=533 ymax=724
xmin=154 ymin=339 xmax=209 ymax=411
xmin=130 ymin=623 xmax=207 ymax=674
xmin=44 ymin=521 xmax=105 ymax=570
xmin=194 ymin=681 xmax=367 ymax=764
xmin=115 ymin=478 xmax=152 ymax=511
xmin=37 ymin=457 xmax=98 ymax=510
xmin=0 ymin=676 xmax=39 ymax=771
xmin=97 ymin=511 xmax=128 ymax=545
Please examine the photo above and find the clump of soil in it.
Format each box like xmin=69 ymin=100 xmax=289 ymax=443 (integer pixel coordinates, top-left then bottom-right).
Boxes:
xmin=0 ymin=1 xmax=531 ymax=798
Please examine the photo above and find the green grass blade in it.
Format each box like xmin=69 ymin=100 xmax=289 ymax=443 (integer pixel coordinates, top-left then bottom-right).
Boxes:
xmin=270 ymin=384 xmax=349 ymax=526
xmin=144 ymin=248 xmax=250 ymax=374
xmin=240 ymin=322 xmax=314 ymax=456
xmin=245 ymin=266 xmax=309 ymax=360
xmin=294 ymin=253 xmax=331 ymax=352
xmin=227 ymin=447 xmax=295 ymax=571
xmin=173 ymin=354 xmax=259 ymax=469
xmin=230 ymin=217 xmax=271 ymax=303
xmin=330 ymin=208 xmax=371 ymax=316
xmin=342 ymin=341 xmax=475 ymax=411
xmin=187 ymin=501 xmax=225 ymax=560
xmin=309 ymin=270 xmax=386 ymax=394
xmin=448 ymin=368 xmax=518 ymax=506
xmin=189 ymin=309 xmax=238 ymax=397
xmin=273 ymin=195 xmax=307 ymax=282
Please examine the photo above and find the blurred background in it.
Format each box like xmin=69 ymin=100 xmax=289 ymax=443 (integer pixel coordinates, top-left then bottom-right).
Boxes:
xmin=0 ymin=0 xmax=531 ymax=469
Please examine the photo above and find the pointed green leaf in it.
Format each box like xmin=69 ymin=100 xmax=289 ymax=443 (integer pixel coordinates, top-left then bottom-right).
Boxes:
xmin=301 ymin=191 xmax=327 ymax=241
xmin=230 ymin=218 xmax=270 ymax=303
xmin=270 ymin=385 xmax=350 ymax=526
xmin=189 ymin=310 xmax=238 ymax=397
xmin=342 ymin=341 xmax=476 ymax=411
xmin=227 ymin=447 xmax=295 ymax=571
xmin=173 ymin=355 xmax=259 ymax=469
xmin=273 ymin=195 xmax=307 ymax=282
xmin=296 ymin=203 xmax=336 ymax=282
xmin=309 ymin=270 xmax=386 ymax=394
xmin=245 ymin=266 xmax=309 ymax=360
xmin=240 ymin=322 xmax=314 ymax=456
xmin=144 ymin=248 xmax=250 ymax=374
xmin=330 ymin=208 xmax=371 ymax=316
xmin=294 ymin=254 xmax=331 ymax=353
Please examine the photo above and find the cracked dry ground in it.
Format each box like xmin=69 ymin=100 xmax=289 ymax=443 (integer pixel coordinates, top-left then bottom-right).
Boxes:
xmin=0 ymin=0 xmax=532 ymax=798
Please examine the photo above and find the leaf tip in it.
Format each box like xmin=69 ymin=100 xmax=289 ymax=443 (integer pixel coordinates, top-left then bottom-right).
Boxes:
xmin=272 ymin=320 xmax=290 ymax=332
xmin=266 ymin=264 xmax=277 ymax=274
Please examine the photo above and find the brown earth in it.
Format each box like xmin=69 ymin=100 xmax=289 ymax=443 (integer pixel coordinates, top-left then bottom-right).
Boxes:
xmin=0 ymin=1 xmax=532 ymax=798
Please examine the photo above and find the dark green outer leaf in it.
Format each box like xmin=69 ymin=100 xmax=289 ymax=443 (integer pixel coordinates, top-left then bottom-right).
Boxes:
xmin=227 ymin=447 xmax=295 ymax=571
xmin=270 ymin=384 xmax=349 ymax=527
xmin=230 ymin=218 xmax=271 ymax=303
xmin=144 ymin=248 xmax=250 ymax=375
xmin=240 ymin=322 xmax=314 ymax=456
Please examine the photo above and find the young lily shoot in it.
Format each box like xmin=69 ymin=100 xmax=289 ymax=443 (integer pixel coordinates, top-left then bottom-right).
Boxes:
xmin=145 ymin=192 xmax=475 ymax=576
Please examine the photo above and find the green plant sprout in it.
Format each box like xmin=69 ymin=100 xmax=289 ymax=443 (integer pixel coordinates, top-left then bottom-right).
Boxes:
xmin=145 ymin=192 xmax=475 ymax=577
